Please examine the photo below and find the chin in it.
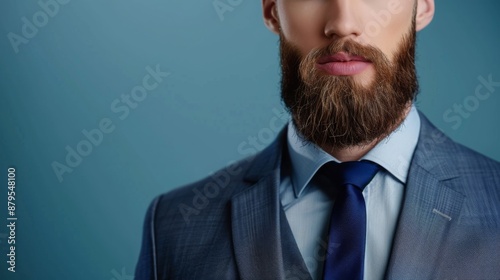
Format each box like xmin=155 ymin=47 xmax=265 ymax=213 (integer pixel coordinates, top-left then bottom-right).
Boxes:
xmin=352 ymin=67 xmax=376 ymax=88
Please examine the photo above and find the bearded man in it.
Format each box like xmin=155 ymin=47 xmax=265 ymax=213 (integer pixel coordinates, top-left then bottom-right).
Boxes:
xmin=135 ymin=0 xmax=500 ymax=279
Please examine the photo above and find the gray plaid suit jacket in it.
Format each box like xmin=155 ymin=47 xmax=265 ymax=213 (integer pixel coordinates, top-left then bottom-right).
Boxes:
xmin=135 ymin=112 xmax=500 ymax=280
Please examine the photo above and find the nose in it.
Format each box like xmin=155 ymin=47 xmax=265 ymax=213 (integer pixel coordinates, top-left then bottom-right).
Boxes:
xmin=324 ymin=0 xmax=363 ymax=39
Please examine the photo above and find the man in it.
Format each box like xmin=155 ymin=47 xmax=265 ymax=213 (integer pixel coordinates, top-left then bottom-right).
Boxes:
xmin=135 ymin=0 xmax=500 ymax=279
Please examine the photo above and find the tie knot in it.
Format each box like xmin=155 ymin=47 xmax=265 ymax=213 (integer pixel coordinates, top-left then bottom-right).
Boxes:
xmin=322 ymin=160 xmax=380 ymax=190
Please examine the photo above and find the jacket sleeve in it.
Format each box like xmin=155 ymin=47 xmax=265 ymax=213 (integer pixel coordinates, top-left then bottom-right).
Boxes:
xmin=135 ymin=195 xmax=161 ymax=280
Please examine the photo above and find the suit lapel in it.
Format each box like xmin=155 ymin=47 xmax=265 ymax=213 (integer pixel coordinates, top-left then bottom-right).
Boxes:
xmin=385 ymin=165 xmax=465 ymax=279
xmin=385 ymin=114 xmax=465 ymax=279
xmin=231 ymin=173 xmax=286 ymax=280
xmin=230 ymin=127 xmax=311 ymax=280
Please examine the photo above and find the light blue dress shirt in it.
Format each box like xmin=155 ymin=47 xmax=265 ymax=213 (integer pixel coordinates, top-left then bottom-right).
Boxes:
xmin=279 ymin=106 xmax=421 ymax=280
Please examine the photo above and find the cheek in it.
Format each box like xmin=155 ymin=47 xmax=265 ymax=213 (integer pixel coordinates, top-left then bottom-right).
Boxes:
xmin=277 ymin=1 xmax=326 ymax=55
xmin=364 ymin=0 xmax=415 ymax=59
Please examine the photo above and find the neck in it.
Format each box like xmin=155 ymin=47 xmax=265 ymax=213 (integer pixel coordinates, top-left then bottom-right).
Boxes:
xmin=323 ymin=140 xmax=379 ymax=162
xmin=320 ymin=105 xmax=412 ymax=162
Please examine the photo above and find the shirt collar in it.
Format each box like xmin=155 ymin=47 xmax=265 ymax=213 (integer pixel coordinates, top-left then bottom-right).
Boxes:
xmin=286 ymin=105 xmax=421 ymax=198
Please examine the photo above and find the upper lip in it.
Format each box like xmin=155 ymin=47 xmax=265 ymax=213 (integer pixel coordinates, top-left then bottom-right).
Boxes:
xmin=317 ymin=52 xmax=370 ymax=64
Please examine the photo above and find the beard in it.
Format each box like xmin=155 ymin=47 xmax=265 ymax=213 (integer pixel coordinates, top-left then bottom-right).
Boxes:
xmin=280 ymin=20 xmax=418 ymax=150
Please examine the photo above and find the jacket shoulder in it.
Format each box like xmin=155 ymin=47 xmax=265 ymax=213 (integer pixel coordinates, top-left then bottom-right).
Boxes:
xmin=416 ymin=112 xmax=500 ymax=181
xmin=154 ymin=154 xmax=257 ymax=225
xmin=153 ymin=125 xmax=287 ymax=225
xmin=415 ymin=114 xmax=500 ymax=228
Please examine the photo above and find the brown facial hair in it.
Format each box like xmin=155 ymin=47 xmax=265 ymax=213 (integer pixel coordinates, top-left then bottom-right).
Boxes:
xmin=279 ymin=19 xmax=418 ymax=150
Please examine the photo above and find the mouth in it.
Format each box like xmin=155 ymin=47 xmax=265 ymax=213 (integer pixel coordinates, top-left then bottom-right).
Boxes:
xmin=316 ymin=52 xmax=372 ymax=76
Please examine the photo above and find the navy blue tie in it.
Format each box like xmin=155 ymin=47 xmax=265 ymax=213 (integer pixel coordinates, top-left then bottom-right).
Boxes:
xmin=322 ymin=161 xmax=380 ymax=280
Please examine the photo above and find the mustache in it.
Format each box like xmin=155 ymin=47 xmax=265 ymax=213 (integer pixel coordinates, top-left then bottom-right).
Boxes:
xmin=307 ymin=39 xmax=389 ymax=62
xmin=299 ymin=39 xmax=391 ymax=84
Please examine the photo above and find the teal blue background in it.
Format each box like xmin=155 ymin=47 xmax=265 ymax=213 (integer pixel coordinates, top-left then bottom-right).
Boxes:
xmin=0 ymin=1 xmax=499 ymax=279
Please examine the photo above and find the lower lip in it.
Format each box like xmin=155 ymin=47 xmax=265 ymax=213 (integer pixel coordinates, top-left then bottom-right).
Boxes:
xmin=316 ymin=61 xmax=371 ymax=76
